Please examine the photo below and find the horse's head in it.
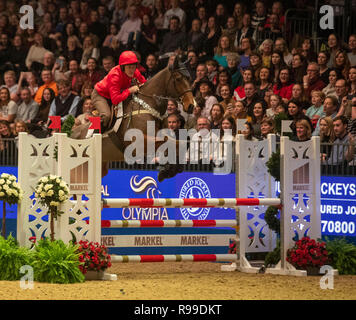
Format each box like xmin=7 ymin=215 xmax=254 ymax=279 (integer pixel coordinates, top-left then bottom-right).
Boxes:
xmin=167 ymin=56 xmax=196 ymax=114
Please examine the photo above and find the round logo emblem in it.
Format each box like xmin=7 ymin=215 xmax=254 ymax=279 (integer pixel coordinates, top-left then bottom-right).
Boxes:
xmin=179 ymin=177 xmax=211 ymax=220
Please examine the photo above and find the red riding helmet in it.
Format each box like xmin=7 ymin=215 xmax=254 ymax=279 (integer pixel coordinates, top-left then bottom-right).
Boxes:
xmin=119 ymin=51 xmax=139 ymax=66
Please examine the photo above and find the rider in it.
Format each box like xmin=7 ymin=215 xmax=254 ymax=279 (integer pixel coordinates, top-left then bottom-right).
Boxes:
xmin=92 ymin=50 xmax=147 ymax=131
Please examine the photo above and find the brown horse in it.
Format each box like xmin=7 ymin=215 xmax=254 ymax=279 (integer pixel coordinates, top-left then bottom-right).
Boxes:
xmin=72 ymin=57 xmax=196 ymax=181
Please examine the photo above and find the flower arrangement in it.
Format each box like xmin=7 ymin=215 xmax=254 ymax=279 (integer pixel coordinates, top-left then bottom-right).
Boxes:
xmin=0 ymin=173 xmax=24 ymax=237
xmin=77 ymin=240 xmax=112 ymax=275
xmin=228 ymin=238 xmax=237 ymax=254
xmin=34 ymin=175 xmax=70 ymax=241
xmin=286 ymin=237 xmax=329 ymax=272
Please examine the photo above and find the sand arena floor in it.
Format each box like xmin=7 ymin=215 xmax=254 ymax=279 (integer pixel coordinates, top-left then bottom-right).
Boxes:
xmin=0 ymin=262 xmax=356 ymax=300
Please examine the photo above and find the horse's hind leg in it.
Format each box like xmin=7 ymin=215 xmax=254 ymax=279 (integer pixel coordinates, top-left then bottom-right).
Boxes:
xmin=102 ymin=161 xmax=109 ymax=177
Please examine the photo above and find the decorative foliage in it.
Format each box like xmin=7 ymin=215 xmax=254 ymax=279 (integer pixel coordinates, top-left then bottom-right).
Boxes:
xmin=264 ymin=206 xmax=280 ymax=235
xmin=325 ymin=237 xmax=356 ymax=275
xmin=264 ymin=239 xmax=281 ymax=267
xmin=266 ymin=150 xmax=280 ymax=182
xmin=32 ymin=239 xmax=85 ymax=284
xmin=34 ymin=175 xmax=70 ymax=241
xmin=286 ymin=237 xmax=329 ymax=270
xmin=0 ymin=235 xmax=33 ymax=280
xmin=77 ymin=240 xmax=112 ymax=274
xmin=273 ymin=112 xmax=289 ymax=135
xmin=0 ymin=173 xmax=24 ymax=237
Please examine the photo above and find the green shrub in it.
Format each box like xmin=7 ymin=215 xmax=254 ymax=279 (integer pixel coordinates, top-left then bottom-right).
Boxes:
xmin=325 ymin=237 xmax=356 ymax=275
xmin=0 ymin=235 xmax=33 ymax=280
xmin=266 ymin=150 xmax=280 ymax=182
xmin=32 ymin=239 xmax=85 ymax=284
xmin=264 ymin=206 xmax=280 ymax=235
xmin=265 ymin=239 xmax=281 ymax=267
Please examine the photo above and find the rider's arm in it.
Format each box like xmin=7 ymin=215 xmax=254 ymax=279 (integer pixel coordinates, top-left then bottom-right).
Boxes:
xmin=108 ymin=73 xmax=130 ymax=106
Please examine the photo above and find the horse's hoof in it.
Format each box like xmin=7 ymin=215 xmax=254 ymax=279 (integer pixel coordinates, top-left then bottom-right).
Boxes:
xmin=157 ymin=170 xmax=169 ymax=182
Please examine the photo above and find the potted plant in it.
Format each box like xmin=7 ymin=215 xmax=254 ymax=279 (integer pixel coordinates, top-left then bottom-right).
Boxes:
xmin=0 ymin=173 xmax=24 ymax=238
xmin=77 ymin=240 xmax=112 ymax=280
xmin=286 ymin=236 xmax=329 ymax=275
xmin=34 ymin=175 xmax=70 ymax=241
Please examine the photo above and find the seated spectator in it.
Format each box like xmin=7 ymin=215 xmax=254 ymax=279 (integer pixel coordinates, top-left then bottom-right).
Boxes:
xmin=25 ymin=33 xmax=52 ymax=71
xmin=166 ymin=113 xmax=181 ymax=132
xmin=88 ymin=10 xmax=107 ymax=45
xmin=221 ymin=116 xmax=237 ymax=136
xmin=34 ymin=68 xmax=58 ymax=104
xmin=205 ymin=60 xmax=218 ymax=86
xmin=313 ymin=96 xmax=339 ymax=136
xmin=251 ymin=1 xmax=267 ymax=32
xmin=323 ymin=116 xmax=355 ymax=165
xmin=306 ymin=90 xmax=325 ymax=127
xmin=16 ymin=87 xmax=39 ymax=123
xmin=287 ymin=99 xmax=312 ymax=137
xmin=333 ymin=49 xmax=351 ymax=80
xmin=138 ymin=14 xmax=158 ymax=59
xmin=215 ymin=69 xmax=231 ymax=98
xmin=249 ymin=51 xmax=263 ymax=80
xmin=83 ymin=57 xmax=104 ymax=87
xmin=186 ymin=50 xmax=199 ymax=80
xmin=117 ymin=5 xmax=142 ymax=50
xmin=202 ymin=16 xmax=221 ymax=59
xmin=73 ymin=97 xmax=96 ymax=128
xmin=185 ymin=103 xmax=202 ymax=130
xmin=260 ymin=116 xmax=276 ymax=140
xmin=186 ymin=19 xmax=206 ymax=56
xmin=234 ymin=68 xmax=254 ymax=101
xmin=195 ymin=78 xmax=218 ymax=119
xmin=299 ymin=37 xmax=317 ymax=63
xmin=165 ymin=99 xmax=185 ymax=128
xmin=348 ymin=66 xmax=356 ymax=99
xmin=319 ymin=116 xmax=335 ymax=160
xmin=142 ymin=54 xmax=159 ymax=80
xmin=274 ymin=38 xmax=292 ymax=66
xmin=242 ymin=121 xmax=258 ymax=141
xmin=325 ymin=33 xmax=343 ymax=68
xmin=335 ymin=78 xmax=349 ymax=106
xmin=347 ymin=34 xmax=356 ymax=66
xmin=48 ymin=79 xmax=80 ymax=123
xmin=102 ymin=23 xmax=119 ymax=49
xmin=213 ymin=35 xmax=235 ymax=70
xmin=0 ymin=87 xmax=17 ymax=123
xmin=75 ymin=81 xmax=94 ymax=117
xmin=163 ymin=0 xmax=186 ymax=31
xmin=234 ymin=13 xmax=254 ymax=49
xmin=218 ymin=84 xmax=234 ymax=111
xmin=214 ymin=3 xmax=228 ymax=29
xmin=291 ymin=53 xmax=307 ymax=84
xmin=222 ymin=16 xmax=239 ymax=46
xmin=1 ymin=70 xmax=19 ymax=103
xmin=322 ymin=68 xmax=340 ymax=99
xmin=238 ymin=37 xmax=255 ymax=71
xmin=232 ymin=2 xmax=246 ymax=30
xmin=265 ymin=1 xmax=285 ymax=29
xmin=102 ymin=56 xmax=116 ymax=76
xmin=258 ymin=39 xmax=273 ymax=68
xmin=209 ymin=103 xmax=224 ymax=129
xmin=64 ymin=36 xmax=83 ymax=64
xmin=250 ymin=100 xmax=267 ymax=138
xmin=318 ymin=51 xmax=331 ymax=85
xmin=266 ymin=93 xmax=282 ymax=118
xmin=273 ymin=67 xmax=294 ymax=104
xmin=270 ymin=50 xmax=286 ymax=84
xmin=291 ymin=83 xmax=310 ymax=111
xmin=52 ymin=56 xmax=69 ymax=82
xmin=262 ymin=13 xmax=283 ymax=41
xmin=111 ymin=0 xmax=127 ymax=27
xmin=294 ymin=118 xmax=312 ymax=141
xmin=17 ymin=71 xmax=39 ymax=99
xmin=80 ymin=35 xmax=100 ymax=70
xmin=303 ymin=62 xmax=326 ymax=100
xmin=159 ymin=16 xmax=187 ymax=60
xmin=256 ymin=67 xmax=273 ymax=100
xmin=0 ymin=120 xmax=16 ymax=161
xmin=32 ymin=87 xmax=56 ymax=125
xmin=8 ymin=34 xmax=27 ymax=74
xmin=13 ymin=119 xmax=29 ymax=147
xmin=226 ymin=52 xmax=242 ymax=89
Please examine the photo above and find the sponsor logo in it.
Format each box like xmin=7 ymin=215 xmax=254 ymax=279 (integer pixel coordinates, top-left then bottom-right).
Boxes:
xmin=70 ymin=161 xmax=89 ymax=191
xmin=179 ymin=177 xmax=211 ymax=220
xmin=292 ymin=163 xmax=310 ymax=191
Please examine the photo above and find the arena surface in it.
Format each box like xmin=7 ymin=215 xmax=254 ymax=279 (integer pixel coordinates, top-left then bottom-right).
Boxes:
xmin=1 ymin=262 xmax=356 ymax=300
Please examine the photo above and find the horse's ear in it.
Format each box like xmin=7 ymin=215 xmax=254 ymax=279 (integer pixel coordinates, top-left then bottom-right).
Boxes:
xmin=169 ymin=55 xmax=179 ymax=71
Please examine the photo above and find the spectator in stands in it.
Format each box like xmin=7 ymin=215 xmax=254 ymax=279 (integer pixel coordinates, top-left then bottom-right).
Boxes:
xmin=195 ymin=78 xmax=218 ymax=119
xmin=77 ymin=21 xmax=90 ymax=44
xmin=17 ymin=71 xmax=39 ymax=99
xmin=259 ymin=39 xmax=273 ymax=68
xmin=266 ymin=93 xmax=282 ymax=118
xmin=249 ymin=51 xmax=263 ymax=80
xmin=102 ymin=23 xmax=119 ymax=50
xmin=142 ymin=54 xmax=159 ymax=80
xmin=326 ymin=33 xmax=342 ymax=68
xmin=165 ymin=99 xmax=185 ymax=128
xmin=291 ymin=83 xmax=310 ymax=111
xmin=0 ymin=87 xmax=17 ymax=123
xmin=32 ymin=87 xmax=55 ymax=125
xmin=185 ymin=50 xmax=198 ymax=79
xmin=347 ymin=34 xmax=356 ymax=66
xmin=163 ymin=0 xmax=186 ymax=31
xmin=215 ymin=69 xmax=231 ymax=98
xmin=242 ymin=121 xmax=257 ymax=141
xmin=138 ymin=14 xmax=158 ymax=59
xmin=0 ymin=32 xmax=12 ymax=74
xmin=202 ymin=16 xmax=221 ymax=59
xmin=232 ymin=2 xmax=246 ymax=30
xmin=262 ymin=13 xmax=283 ymax=41
xmin=16 ymin=87 xmax=39 ymax=123
xmin=48 ymin=79 xmax=80 ymax=123
xmin=273 ymin=67 xmax=294 ymax=104
xmin=287 ymin=98 xmax=312 ymax=137
xmin=34 ymin=68 xmax=58 ymax=104
xmin=166 ymin=113 xmax=181 ymax=132
xmin=256 ymin=66 xmax=273 ymax=100
xmin=324 ymin=116 xmax=355 ymax=165
xmin=221 ymin=116 xmax=237 ymax=136
xmin=80 ymin=35 xmax=100 ymax=70
xmin=192 ymin=63 xmax=208 ymax=94
xmin=0 ymin=120 xmax=15 ymax=160
xmin=274 ymin=38 xmax=292 ymax=66
xmin=313 ymin=95 xmax=339 ymax=136
xmin=186 ymin=19 xmax=206 ymax=56
xmin=111 ymin=0 xmax=127 ymax=27
xmin=319 ymin=116 xmax=336 ymax=160
xmin=335 ymin=78 xmax=349 ymax=107
xmin=159 ymin=16 xmax=186 ymax=58
xmin=8 ymin=34 xmax=27 ymax=74
xmin=83 ymin=57 xmax=104 ymax=87
xmin=214 ymin=3 xmax=228 ymax=29
xmin=205 ymin=60 xmax=218 ymax=85
xmin=265 ymin=1 xmax=285 ymax=30
xmin=291 ymin=53 xmax=307 ymax=84
xmin=322 ymin=68 xmax=340 ymax=98
xmin=250 ymin=100 xmax=267 ymax=139
xmin=75 ymin=80 xmax=94 ymax=117
xmin=209 ymin=103 xmax=224 ymax=129
xmin=270 ymin=50 xmax=286 ymax=84
xmin=223 ymin=16 xmax=239 ymax=46
xmin=56 ymin=6 xmax=72 ymax=34
xmin=80 ymin=0 xmax=91 ymax=25
xmin=333 ymin=50 xmax=351 ymax=80
xmin=117 ymin=5 xmax=142 ymax=49
xmin=185 ymin=103 xmax=202 ymax=130
xmin=234 ymin=68 xmax=254 ymax=101
xmin=244 ymin=81 xmax=261 ymax=116
xmin=260 ymin=116 xmax=276 ymax=140
xmin=306 ymin=90 xmax=325 ymax=126
xmin=303 ymin=62 xmax=325 ymax=100
xmin=25 ymin=33 xmax=51 ymax=71
xmin=1 ymin=70 xmax=19 ymax=103
xmin=88 ymin=10 xmax=107 ymax=45
xmin=317 ymin=51 xmax=331 ymax=85
xmin=73 ymin=97 xmax=96 ymax=128
xmin=238 ymin=37 xmax=255 ymax=71
xmin=234 ymin=13 xmax=254 ymax=50
xmin=348 ymin=66 xmax=356 ymax=99
xmin=294 ymin=118 xmax=312 ymax=141
xmin=102 ymin=56 xmax=116 ymax=76
xmin=251 ymin=0 xmax=267 ymax=32
xmin=218 ymin=84 xmax=234 ymax=111
xmin=52 ymin=56 xmax=69 ymax=82
xmin=64 ymin=36 xmax=83 ymax=64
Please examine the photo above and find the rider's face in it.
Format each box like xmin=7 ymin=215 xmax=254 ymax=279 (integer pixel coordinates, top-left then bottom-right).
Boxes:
xmin=124 ymin=64 xmax=137 ymax=77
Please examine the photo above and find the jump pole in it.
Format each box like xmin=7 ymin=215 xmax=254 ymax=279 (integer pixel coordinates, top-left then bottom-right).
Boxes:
xmin=111 ymin=254 xmax=237 ymax=263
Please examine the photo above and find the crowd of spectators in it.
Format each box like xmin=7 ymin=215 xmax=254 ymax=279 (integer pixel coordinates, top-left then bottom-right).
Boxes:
xmin=0 ymin=0 xmax=355 ymax=168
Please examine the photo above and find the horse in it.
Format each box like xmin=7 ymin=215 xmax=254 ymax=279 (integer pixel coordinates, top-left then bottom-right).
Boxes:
xmin=71 ymin=56 xmax=196 ymax=181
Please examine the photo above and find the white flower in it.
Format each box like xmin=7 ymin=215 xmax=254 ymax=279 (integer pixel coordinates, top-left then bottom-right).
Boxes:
xmin=60 ymin=181 xmax=66 ymax=188
xmin=0 ymin=179 xmax=5 ymax=185
xmin=40 ymin=177 xmax=49 ymax=183
xmin=3 ymin=184 xmax=8 ymax=191
xmin=47 ymin=190 xmax=54 ymax=196
xmin=1 ymin=173 xmax=9 ymax=178
xmin=50 ymin=201 xmax=59 ymax=207
xmin=44 ymin=184 xmax=53 ymax=191
xmin=56 ymin=178 xmax=61 ymax=183
xmin=58 ymin=190 xmax=64 ymax=197
xmin=13 ymin=190 xmax=18 ymax=197
xmin=6 ymin=180 xmax=11 ymax=185
xmin=0 ymin=192 xmax=4 ymax=197
xmin=6 ymin=189 xmax=12 ymax=196
xmin=40 ymin=191 xmax=46 ymax=198
xmin=9 ymin=175 xmax=16 ymax=181
xmin=50 ymin=175 xmax=57 ymax=180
